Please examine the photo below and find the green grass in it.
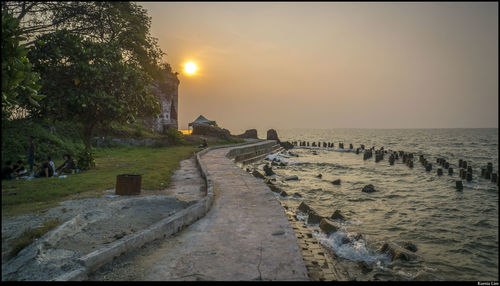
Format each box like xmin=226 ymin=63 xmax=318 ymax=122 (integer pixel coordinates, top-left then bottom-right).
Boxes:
xmin=1 ymin=145 xmax=198 ymax=217
xmin=8 ymin=219 xmax=61 ymax=259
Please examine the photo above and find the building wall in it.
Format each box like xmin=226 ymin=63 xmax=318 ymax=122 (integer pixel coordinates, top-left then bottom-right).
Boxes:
xmin=143 ymin=71 xmax=179 ymax=133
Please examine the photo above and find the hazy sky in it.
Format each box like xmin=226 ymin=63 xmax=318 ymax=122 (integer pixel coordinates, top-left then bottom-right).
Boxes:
xmin=141 ymin=2 xmax=498 ymax=131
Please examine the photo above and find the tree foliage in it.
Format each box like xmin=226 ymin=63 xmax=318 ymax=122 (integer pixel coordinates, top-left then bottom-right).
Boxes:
xmin=29 ymin=30 xmax=160 ymax=149
xmin=1 ymin=11 xmax=42 ymax=121
xmin=2 ymin=1 xmax=168 ymax=80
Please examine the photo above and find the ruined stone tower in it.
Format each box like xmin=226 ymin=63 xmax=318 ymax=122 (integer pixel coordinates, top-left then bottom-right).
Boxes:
xmin=143 ymin=70 xmax=179 ymax=133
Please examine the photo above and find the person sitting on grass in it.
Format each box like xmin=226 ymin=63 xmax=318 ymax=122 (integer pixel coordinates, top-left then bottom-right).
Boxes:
xmin=13 ymin=160 xmax=29 ymax=177
xmin=47 ymin=156 xmax=56 ymax=175
xmin=35 ymin=158 xmax=54 ymax=178
xmin=200 ymin=138 xmax=208 ymax=148
xmin=2 ymin=161 xmax=14 ymax=180
xmin=56 ymin=154 xmax=76 ymax=174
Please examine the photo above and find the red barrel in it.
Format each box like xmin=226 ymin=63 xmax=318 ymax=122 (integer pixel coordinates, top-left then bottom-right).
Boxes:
xmin=116 ymin=174 xmax=142 ymax=195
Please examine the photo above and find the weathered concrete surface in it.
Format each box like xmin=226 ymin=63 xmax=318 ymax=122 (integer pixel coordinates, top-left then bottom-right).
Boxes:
xmin=1 ymin=157 xmax=205 ymax=281
xmin=90 ymin=141 xmax=308 ymax=281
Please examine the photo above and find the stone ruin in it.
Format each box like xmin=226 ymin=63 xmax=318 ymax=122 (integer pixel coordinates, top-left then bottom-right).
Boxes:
xmin=142 ymin=70 xmax=179 ymax=133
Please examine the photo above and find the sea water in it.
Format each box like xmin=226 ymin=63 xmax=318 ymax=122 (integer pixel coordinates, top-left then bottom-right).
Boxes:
xmin=244 ymin=128 xmax=498 ymax=281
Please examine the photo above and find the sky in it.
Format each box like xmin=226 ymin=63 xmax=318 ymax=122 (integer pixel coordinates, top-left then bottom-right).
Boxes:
xmin=141 ymin=2 xmax=498 ymax=131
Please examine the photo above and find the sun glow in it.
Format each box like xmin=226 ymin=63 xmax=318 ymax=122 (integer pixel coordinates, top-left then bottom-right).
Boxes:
xmin=184 ymin=62 xmax=197 ymax=75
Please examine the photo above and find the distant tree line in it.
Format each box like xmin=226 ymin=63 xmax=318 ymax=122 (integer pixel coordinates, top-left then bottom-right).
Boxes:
xmin=2 ymin=2 xmax=171 ymax=162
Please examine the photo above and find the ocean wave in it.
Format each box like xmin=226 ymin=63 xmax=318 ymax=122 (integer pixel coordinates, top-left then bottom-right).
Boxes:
xmin=314 ymin=230 xmax=390 ymax=265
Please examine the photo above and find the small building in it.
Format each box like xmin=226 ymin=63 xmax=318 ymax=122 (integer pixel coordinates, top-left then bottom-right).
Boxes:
xmin=188 ymin=115 xmax=217 ymax=127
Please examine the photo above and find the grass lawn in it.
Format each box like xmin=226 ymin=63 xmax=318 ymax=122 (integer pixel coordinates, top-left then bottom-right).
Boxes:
xmin=1 ymin=145 xmax=199 ymax=217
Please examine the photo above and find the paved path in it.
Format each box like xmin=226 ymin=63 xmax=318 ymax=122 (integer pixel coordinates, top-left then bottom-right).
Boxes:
xmin=90 ymin=143 xmax=308 ymax=281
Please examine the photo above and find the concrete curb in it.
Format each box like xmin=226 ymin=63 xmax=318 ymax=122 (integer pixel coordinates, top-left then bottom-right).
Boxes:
xmin=54 ymin=139 xmax=276 ymax=281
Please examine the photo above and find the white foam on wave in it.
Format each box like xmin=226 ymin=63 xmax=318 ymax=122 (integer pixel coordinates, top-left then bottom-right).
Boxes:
xmin=314 ymin=230 xmax=390 ymax=264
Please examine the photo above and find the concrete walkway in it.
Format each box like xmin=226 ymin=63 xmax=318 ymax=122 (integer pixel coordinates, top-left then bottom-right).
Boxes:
xmin=90 ymin=142 xmax=308 ymax=281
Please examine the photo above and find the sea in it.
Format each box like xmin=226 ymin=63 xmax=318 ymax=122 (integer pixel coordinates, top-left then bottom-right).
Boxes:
xmin=239 ymin=128 xmax=498 ymax=281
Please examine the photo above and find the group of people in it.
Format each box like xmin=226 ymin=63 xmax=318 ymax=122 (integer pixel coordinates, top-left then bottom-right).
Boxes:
xmin=2 ymin=136 xmax=77 ymax=180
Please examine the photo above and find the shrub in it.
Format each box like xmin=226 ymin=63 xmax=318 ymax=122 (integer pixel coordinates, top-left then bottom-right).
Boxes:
xmin=76 ymin=148 xmax=96 ymax=170
xmin=165 ymin=127 xmax=185 ymax=145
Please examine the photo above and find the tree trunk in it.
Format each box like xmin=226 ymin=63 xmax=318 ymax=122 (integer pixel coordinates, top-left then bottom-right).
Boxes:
xmin=83 ymin=122 xmax=95 ymax=151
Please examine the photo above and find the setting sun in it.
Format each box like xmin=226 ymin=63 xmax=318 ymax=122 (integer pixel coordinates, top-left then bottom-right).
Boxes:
xmin=184 ymin=62 xmax=197 ymax=75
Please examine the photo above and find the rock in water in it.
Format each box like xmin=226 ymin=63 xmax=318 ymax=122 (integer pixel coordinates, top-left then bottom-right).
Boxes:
xmin=285 ymin=175 xmax=298 ymax=181
xmin=266 ymin=129 xmax=280 ymax=141
xmin=362 ymin=184 xmax=376 ymax=193
xmin=331 ymin=179 xmax=341 ymax=185
xmin=293 ymin=192 xmax=302 ymax=198
xmin=280 ymin=190 xmax=288 ymax=197
xmin=307 ymin=211 xmax=323 ymax=224
xmin=402 ymin=241 xmax=418 ymax=252
xmin=263 ymin=164 xmax=275 ymax=176
xmin=330 ymin=210 xmax=345 ymax=220
xmin=319 ymin=218 xmax=340 ymax=234
xmin=379 ymin=242 xmax=416 ymax=261
xmin=252 ymin=170 xmax=265 ymax=179
xmin=357 ymin=261 xmax=373 ymax=273
xmin=316 ymin=174 xmax=323 ymax=178
xmin=280 ymin=141 xmax=294 ymax=150
xmin=268 ymin=185 xmax=282 ymax=193
xmin=298 ymin=201 xmax=312 ymax=213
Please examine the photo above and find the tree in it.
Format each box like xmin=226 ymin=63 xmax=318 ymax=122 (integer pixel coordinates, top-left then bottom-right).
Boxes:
xmin=28 ymin=30 xmax=160 ymax=149
xmin=2 ymin=1 xmax=167 ymax=80
xmin=1 ymin=11 xmax=42 ymax=121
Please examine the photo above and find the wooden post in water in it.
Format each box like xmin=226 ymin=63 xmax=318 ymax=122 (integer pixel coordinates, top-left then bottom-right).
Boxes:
xmin=466 ymin=171 xmax=473 ymax=182
xmin=448 ymin=167 xmax=453 ymax=175
xmin=426 ymin=163 xmax=432 ymax=172
xmin=459 ymin=159 xmax=463 ymax=168
xmin=456 ymin=180 xmax=463 ymax=190
xmin=437 ymin=168 xmax=443 ymax=176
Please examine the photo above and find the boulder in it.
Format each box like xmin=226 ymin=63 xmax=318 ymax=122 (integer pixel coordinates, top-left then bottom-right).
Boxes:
xmin=285 ymin=175 xmax=298 ymax=181
xmin=271 ymin=161 xmax=279 ymax=166
xmin=280 ymin=141 xmax=294 ymax=150
xmin=330 ymin=210 xmax=345 ymax=220
xmin=319 ymin=218 xmax=340 ymax=234
xmin=331 ymin=179 xmax=341 ymax=185
xmin=263 ymin=164 xmax=275 ymax=176
xmin=401 ymin=241 xmax=418 ymax=252
xmin=362 ymin=184 xmax=376 ymax=193
xmin=316 ymin=174 xmax=323 ymax=179
xmin=266 ymin=129 xmax=280 ymax=141
xmin=357 ymin=261 xmax=373 ymax=273
xmin=279 ymin=162 xmax=287 ymax=167
xmin=298 ymin=201 xmax=312 ymax=213
xmin=312 ymin=151 xmax=318 ymax=155
xmin=280 ymin=190 xmax=288 ymax=197
xmin=252 ymin=170 xmax=265 ymax=179
xmin=379 ymin=242 xmax=416 ymax=261
xmin=288 ymin=152 xmax=299 ymax=157
xmin=236 ymin=129 xmax=258 ymax=139
xmin=192 ymin=123 xmax=232 ymax=140
xmin=293 ymin=192 xmax=302 ymax=198
xmin=307 ymin=211 xmax=323 ymax=224
xmin=268 ymin=185 xmax=282 ymax=193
